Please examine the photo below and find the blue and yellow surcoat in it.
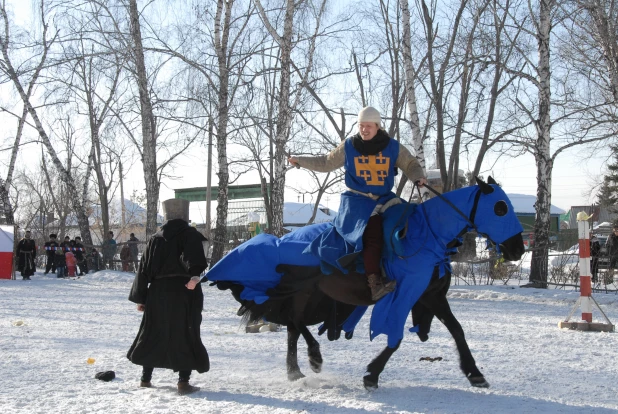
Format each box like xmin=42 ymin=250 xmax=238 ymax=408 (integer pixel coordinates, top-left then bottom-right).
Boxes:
xmin=305 ymin=137 xmax=401 ymax=274
xmin=344 ymin=138 xmax=399 ymax=196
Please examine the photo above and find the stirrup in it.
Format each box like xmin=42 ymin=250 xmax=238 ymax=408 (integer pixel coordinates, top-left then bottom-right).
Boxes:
xmin=368 ymin=273 xmax=396 ymax=301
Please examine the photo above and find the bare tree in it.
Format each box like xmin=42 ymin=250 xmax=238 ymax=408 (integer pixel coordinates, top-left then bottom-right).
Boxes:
xmin=497 ymin=0 xmax=616 ymax=285
xmin=524 ymin=0 xmax=554 ymax=287
xmin=575 ymin=0 xmax=618 ymax=101
xmin=0 ymin=0 xmax=95 ymax=245
xmin=125 ymin=0 xmax=159 ymax=236
xmin=143 ymin=0 xmax=262 ymax=265
xmin=50 ymin=15 xmax=128 ymax=239
xmin=254 ymin=0 xmax=298 ymax=237
xmin=399 ymin=0 xmax=427 ymax=171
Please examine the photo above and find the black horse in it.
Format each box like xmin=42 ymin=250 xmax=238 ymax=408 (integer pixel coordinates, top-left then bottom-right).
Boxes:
xmin=209 ymin=179 xmax=525 ymax=389
xmin=216 ymin=263 xmax=489 ymax=390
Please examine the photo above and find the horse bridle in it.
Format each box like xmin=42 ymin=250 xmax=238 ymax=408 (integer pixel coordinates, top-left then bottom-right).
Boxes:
xmin=421 ymin=182 xmax=505 ymax=253
xmin=389 ymin=182 xmax=500 ymax=259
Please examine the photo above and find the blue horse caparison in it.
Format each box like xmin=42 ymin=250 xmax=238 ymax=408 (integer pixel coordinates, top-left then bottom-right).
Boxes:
xmin=207 ymin=179 xmax=525 ymax=348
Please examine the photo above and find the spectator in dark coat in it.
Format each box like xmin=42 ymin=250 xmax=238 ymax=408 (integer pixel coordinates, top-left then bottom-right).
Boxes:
xmin=606 ymin=227 xmax=618 ymax=268
xmin=128 ymin=233 xmax=139 ymax=271
xmin=73 ymin=236 xmax=88 ymax=275
xmin=120 ymin=244 xmax=132 ymax=272
xmin=102 ymin=231 xmax=117 ymax=270
xmin=43 ymin=234 xmax=59 ymax=275
xmin=16 ymin=230 xmax=36 ymax=280
xmin=59 ymin=236 xmax=72 ymax=254
xmin=590 ymin=232 xmax=601 ymax=283
xmin=89 ymin=248 xmax=102 ymax=272
xmin=127 ymin=199 xmax=209 ymax=395
xmin=605 ymin=226 xmax=618 ymax=283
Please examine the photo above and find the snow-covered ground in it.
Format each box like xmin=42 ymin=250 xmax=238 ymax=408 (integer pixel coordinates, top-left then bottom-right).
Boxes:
xmin=1 ymin=270 xmax=618 ymax=414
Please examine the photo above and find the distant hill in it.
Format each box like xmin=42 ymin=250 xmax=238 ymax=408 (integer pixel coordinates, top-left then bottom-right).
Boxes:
xmin=51 ymin=199 xmax=164 ymax=227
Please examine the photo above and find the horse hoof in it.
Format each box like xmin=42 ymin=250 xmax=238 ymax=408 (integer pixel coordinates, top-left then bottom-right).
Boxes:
xmin=363 ymin=375 xmax=378 ymax=391
xmin=309 ymin=357 xmax=322 ymax=373
xmin=288 ymin=371 xmax=305 ymax=381
xmin=469 ymin=376 xmax=490 ymax=388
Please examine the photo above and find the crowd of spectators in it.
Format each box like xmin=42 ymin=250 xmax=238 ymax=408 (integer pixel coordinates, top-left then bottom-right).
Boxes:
xmin=15 ymin=230 xmax=142 ymax=280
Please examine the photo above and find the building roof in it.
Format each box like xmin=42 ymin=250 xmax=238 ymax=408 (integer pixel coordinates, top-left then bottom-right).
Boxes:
xmin=283 ymin=202 xmax=337 ymax=225
xmin=227 ymin=202 xmax=337 ymax=227
xmin=506 ymin=193 xmax=565 ymax=215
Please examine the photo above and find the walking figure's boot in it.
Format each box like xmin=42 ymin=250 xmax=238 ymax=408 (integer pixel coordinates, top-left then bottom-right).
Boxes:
xmin=177 ymin=381 xmax=200 ymax=395
xmin=367 ymin=273 xmax=396 ymax=301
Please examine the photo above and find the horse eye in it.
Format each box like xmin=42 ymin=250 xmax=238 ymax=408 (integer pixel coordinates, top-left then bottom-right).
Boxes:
xmin=494 ymin=200 xmax=508 ymax=216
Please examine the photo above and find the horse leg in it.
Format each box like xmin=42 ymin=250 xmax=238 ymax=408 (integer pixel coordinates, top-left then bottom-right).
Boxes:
xmin=287 ymin=323 xmax=305 ymax=381
xmin=412 ymin=301 xmax=435 ymax=342
xmin=363 ymin=340 xmax=401 ymax=390
xmin=300 ymin=325 xmax=322 ymax=373
xmin=431 ymin=297 xmax=489 ymax=388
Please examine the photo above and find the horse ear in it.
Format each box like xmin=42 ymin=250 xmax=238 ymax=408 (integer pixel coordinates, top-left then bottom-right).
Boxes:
xmin=476 ymin=177 xmax=494 ymax=194
xmin=487 ymin=176 xmax=498 ymax=185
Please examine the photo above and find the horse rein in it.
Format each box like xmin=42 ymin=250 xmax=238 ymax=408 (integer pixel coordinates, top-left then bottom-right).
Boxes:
xmin=387 ymin=181 xmax=499 ymax=260
xmin=421 ymin=182 xmax=478 ymax=231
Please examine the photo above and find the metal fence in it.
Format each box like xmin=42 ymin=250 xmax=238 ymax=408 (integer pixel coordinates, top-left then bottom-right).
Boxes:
xmin=449 ymin=230 xmax=618 ymax=293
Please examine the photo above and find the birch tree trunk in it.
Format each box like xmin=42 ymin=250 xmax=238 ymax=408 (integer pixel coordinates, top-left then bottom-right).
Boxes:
xmin=0 ymin=105 xmax=27 ymax=224
xmin=255 ymin=0 xmax=296 ymax=237
xmin=529 ymin=0 xmax=555 ymax=287
xmin=271 ymin=0 xmax=295 ymax=238
xmin=128 ymin=0 xmax=159 ymax=236
xmin=399 ymin=0 xmax=426 ymax=171
xmin=211 ymin=0 xmax=232 ymax=266
xmin=6 ymin=105 xmax=28 ymax=189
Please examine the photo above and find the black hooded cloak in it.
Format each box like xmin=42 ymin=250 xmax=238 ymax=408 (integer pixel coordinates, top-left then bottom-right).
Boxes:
xmin=127 ymin=219 xmax=209 ymax=373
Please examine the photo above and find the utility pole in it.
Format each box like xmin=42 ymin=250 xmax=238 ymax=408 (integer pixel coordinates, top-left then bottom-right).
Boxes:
xmin=119 ymin=160 xmax=126 ymax=229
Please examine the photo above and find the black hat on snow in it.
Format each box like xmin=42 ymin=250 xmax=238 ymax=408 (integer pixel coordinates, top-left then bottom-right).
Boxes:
xmin=94 ymin=371 xmax=116 ymax=382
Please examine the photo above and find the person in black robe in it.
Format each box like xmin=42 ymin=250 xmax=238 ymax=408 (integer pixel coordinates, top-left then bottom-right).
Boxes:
xmin=43 ymin=234 xmax=59 ymax=275
xmin=127 ymin=198 xmax=209 ymax=395
xmin=16 ymin=230 xmax=36 ymax=280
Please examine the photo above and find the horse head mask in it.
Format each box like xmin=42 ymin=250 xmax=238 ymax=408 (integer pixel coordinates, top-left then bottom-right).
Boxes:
xmin=469 ymin=176 xmax=525 ymax=261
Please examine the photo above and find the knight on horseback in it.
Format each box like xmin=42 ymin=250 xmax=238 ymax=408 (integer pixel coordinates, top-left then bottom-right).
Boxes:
xmin=288 ymin=106 xmax=427 ymax=300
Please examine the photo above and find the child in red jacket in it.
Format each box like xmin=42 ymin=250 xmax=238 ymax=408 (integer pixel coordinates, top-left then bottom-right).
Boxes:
xmin=65 ymin=251 xmax=77 ymax=277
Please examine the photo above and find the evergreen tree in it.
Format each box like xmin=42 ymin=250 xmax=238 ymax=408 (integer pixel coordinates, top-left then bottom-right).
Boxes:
xmin=598 ymin=144 xmax=618 ymax=211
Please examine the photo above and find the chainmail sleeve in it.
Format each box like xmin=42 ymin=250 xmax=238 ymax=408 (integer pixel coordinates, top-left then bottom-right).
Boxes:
xmin=295 ymin=140 xmax=345 ymax=173
xmin=396 ymin=143 xmax=426 ymax=182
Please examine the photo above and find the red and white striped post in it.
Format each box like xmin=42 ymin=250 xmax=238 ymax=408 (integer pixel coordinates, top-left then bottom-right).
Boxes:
xmin=576 ymin=216 xmax=592 ymax=323
xmin=559 ymin=211 xmax=614 ymax=331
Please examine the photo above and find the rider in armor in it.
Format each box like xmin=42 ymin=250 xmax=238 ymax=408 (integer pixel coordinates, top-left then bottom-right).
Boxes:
xmin=288 ymin=107 xmax=427 ymax=300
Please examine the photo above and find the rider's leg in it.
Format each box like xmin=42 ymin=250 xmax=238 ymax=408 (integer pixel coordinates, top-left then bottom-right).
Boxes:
xmin=363 ymin=214 xmax=395 ymax=301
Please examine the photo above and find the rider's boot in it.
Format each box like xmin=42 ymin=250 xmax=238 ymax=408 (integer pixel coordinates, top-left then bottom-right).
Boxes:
xmin=367 ymin=273 xmax=396 ymax=301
